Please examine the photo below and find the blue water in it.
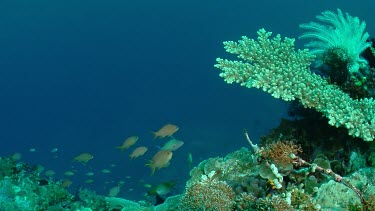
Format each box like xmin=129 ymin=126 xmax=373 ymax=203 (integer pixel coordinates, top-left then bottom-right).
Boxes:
xmin=0 ymin=0 xmax=373 ymax=201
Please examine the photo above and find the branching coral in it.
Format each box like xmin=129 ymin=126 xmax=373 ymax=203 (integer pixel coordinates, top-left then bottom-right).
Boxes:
xmin=215 ymin=28 xmax=375 ymax=141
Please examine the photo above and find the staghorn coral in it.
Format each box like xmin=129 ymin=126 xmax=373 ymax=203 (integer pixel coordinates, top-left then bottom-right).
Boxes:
xmin=215 ymin=28 xmax=375 ymax=141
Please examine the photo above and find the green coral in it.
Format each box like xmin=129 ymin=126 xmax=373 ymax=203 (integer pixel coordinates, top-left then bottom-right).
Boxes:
xmin=215 ymin=28 xmax=375 ymax=141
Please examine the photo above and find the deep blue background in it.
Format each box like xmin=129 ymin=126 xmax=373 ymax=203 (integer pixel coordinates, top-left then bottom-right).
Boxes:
xmin=0 ymin=0 xmax=373 ymax=200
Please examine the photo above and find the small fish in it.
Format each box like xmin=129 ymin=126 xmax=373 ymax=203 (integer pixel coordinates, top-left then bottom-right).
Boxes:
xmin=144 ymin=183 xmax=152 ymax=188
xmin=161 ymin=138 xmax=184 ymax=151
xmin=73 ymin=153 xmax=94 ymax=164
xmin=129 ymin=146 xmax=148 ymax=159
xmin=108 ymin=185 xmax=122 ymax=197
xmin=60 ymin=179 xmax=73 ymax=188
xmin=146 ymin=150 xmax=173 ymax=175
xmin=11 ymin=153 xmax=22 ymax=161
xmin=147 ymin=181 xmax=177 ymax=196
xmin=152 ymin=124 xmax=179 ymax=139
xmin=85 ymin=172 xmax=95 ymax=176
xmin=85 ymin=179 xmax=94 ymax=184
xmin=116 ymin=136 xmax=139 ymax=151
xmin=45 ymin=170 xmax=56 ymax=177
xmin=187 ymin=152 xmax=193 ymax=169
xmin=101 ymin=169 xmax=111 ymax=174
xmin=50 ymin=148 xmax=58 ymax=153
xmin=64 ymin=171 xmax=75 ymax=176
xmin=33 ymin=164 xmax=45 ymax=174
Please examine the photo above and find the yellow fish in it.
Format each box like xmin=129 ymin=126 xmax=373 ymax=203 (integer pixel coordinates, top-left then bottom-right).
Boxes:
xmin=116 ymin=136 xmax=139 ymax=151
xmin=73 ymin=153 xmax=94 ymax=164
xmin=129 ymin=146 xmax=148 ymax=159
xmin=146 ymin=150 xmax=173 ymax=175
xmin=108 ymin=185 xmax=122 ymax=197
xmin=152 ymin=124 xmax=179 ymax=139
xmin=60 ymin=179 xmax=73 ymax=188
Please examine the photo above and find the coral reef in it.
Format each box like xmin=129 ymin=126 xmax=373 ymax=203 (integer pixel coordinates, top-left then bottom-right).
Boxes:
xmin=0 ymin=157 xmax=152 ymax=210
xmin=212 ymin=8 xmax=375 ymax=211
xmin=1 ymin=144 xmax=374 ymax=210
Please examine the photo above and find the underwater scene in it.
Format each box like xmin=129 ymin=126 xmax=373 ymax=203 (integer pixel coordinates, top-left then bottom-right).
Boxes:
xmin=1 ymin=0 xmax=375 ymax=210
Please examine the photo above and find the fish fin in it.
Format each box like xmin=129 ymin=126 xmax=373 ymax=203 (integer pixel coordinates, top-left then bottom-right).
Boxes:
xmin=145 ymin=161 xmax=156 ymax=175
xmin=165 ymin=181 xmax=177 ymax=187
xmin=145 ymin=161 xmax=152 ymax=168
xmin=129 ymin=154 xmax=138 ymax=160
xmin=163 ymin=162 xmax=171 ymax=168
xmin=151 ymin=167 xmax=156 ymax=176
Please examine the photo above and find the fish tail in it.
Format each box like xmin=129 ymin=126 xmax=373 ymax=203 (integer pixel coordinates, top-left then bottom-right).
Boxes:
xmin=151 ymin=131 xmax=156 ymax=139
xmin=151 ymin=131 xmax=158 ymax=139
